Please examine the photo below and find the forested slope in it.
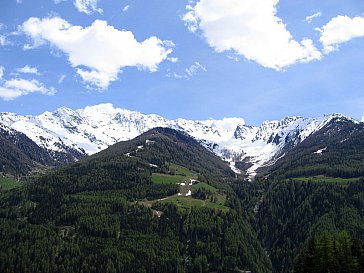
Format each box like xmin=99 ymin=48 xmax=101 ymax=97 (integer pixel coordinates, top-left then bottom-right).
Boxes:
xmin=233 ymin=118 xmax=364 ymax=273
xmin=0 ymin=128 xmax=271 ymax=273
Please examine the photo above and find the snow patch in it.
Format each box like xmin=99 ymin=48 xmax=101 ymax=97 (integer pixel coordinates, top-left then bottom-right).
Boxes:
xmin=229 ymin=161 xmax=241 ymax=174
xmin=0 ymin=105 xmax=355 ymax=179
xmin=314 ymin=147 xmax=327 ymax=154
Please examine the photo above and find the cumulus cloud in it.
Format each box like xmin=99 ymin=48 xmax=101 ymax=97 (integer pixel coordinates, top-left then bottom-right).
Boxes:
xmin=304 ymin=12 xmax=322 ymax=24
xmin=0 ymin=78 xmax=56 ymax=100
xmin=317 ymin=15 xmax=364 ymax=54
xmin=182 ymin=0 xmax=322 ymax=70
xmin=16 ymin=65 xmax=40 ymax=75
xmin=207 ymin=117 xmax=246 ymax=131
xmin=0 ymin=66 xmax=4 ymax=79
xmin=21 ymin=17 xmax=173 ymax=89
xmin=74 ymin=0 xmax=102 ymax=15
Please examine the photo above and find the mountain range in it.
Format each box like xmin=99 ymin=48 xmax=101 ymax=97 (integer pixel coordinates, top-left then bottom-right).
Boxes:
xmin=0 ymin=112 xmax=363 ymax=273
xmin=0 ymin=103 xmax=358 ymax=178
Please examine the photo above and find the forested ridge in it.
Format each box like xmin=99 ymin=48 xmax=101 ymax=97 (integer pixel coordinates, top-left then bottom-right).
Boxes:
xmin=268 ymin=118 xmax=364 ymax=178
xmin=1 ymin=125 xmax=364 ymax=273
xmin=233 ymin=118 xmax=364 ymax=272
xmin=0 ymin=128 xmax=271 ymax=273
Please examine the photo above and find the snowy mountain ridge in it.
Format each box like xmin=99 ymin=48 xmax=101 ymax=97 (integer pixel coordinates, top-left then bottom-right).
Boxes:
xmin=0 ymin=103 xmax=357 ymax=177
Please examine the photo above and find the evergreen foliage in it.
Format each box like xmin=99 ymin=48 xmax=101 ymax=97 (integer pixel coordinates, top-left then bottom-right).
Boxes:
xmin=0 ymin=128 xmax=271 ymax=273
xmin=268 ymin=119 xmax=364 ymax=178
xmin=294 ymin=230 xmax=364 ymax=273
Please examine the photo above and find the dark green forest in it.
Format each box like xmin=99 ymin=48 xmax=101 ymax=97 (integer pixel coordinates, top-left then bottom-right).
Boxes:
xmin=231 ymin=177 xmax=364 ymax=272
xmin=0 ymin=128 xmax=271 ymax=273
xmin=232 ymin=118 xmax=364 ymax=272
xmin=1 ymin=126 xmax=364 ymax=273
xmin=294 ymin=230 xmax=364 ymax=273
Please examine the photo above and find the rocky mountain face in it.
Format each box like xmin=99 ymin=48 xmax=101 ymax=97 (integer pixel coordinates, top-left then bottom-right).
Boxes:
xmin=0 ymin=103 xmax=358 ymax=177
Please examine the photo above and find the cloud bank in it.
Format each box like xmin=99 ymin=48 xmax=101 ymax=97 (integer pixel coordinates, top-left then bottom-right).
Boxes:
xmin=183 ymin=0 xmax=322 ymax=70
xmin=21 ymin=17 xmax=173 ymax=89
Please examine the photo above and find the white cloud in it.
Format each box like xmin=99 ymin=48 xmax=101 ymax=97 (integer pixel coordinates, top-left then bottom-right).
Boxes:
xmin=185 ymin=61 xmax=206 ymax=77
xmin=76 ymin=68 xmax=116 ymax=89
xmin=122 ymin=5 xmax=130 ymax=12
xmin=183 ymin=5 xmax=199 ymax=32
xmin=0 ymin=36 xmax=7 ymax=46
xmin=167 ymin=61 xmax=207 ymax=79
xmin=58 ymin=74 xmax=66 ymax=84
xmin=0 ymin=78 xmax=56 ymax=100
xmin=74 ymin=0 xmax=102 ymax=15
xmin=170 ymin=72 xmax=184 ymax=79
xmin=167 ymin=57 xmax=179 ymax=63
xmin=21 ymin=17 xmax=173 ymax=89
xmin=317 ymin=15 xmax=364 ymax=54
xmin=207 ymin=117 xmax=246 ymax=131
xmin=0 ymin=23 xmax=9 ymax=46
xmin=183 ymin=0 xmax=322 ymax=70
xmin=16 ymin=65 xmax=40 ymax=75
xmin=304 ymin=12 xmax=322 ymax=24
xmin=0 ymin=66 xmax=4 ymax=79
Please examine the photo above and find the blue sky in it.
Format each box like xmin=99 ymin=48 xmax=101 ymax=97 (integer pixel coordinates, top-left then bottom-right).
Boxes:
xmin=0 ymin=0 xmax=364 ymax=125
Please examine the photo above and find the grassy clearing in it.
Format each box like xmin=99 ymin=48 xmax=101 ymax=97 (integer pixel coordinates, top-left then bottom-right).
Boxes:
xmin=0 ymin=175 xmax=20 ymax=190
xmin=157 ymin=195 xmax=229 ymax=213
xmin=192 ymin=182 xmax=217 ymax=192
xmin=139 ymin=188 xmax=228 ymax=213
xmin=145 ymin=163 xmax=228 ymax=212
xmin=291 ymin=176 xmax=360 ymax=184
xmin=152 ymin=163 xmax=197 ymax=185
xmin=169 ymin=163 xmax=196 ymax=177
xmin=151 ymin=174 xmax=189 ymax=185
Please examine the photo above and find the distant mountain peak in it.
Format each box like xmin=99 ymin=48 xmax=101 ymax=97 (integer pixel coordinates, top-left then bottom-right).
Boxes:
xmin=0 ymin=104 xmax=359 ymax=178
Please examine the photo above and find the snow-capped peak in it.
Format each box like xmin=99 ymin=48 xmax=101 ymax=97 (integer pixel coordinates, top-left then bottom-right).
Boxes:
xmin=0 ymin=105 xmax=357 ymax=178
